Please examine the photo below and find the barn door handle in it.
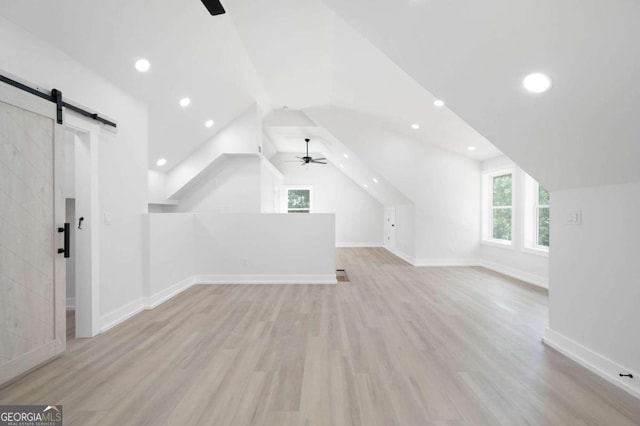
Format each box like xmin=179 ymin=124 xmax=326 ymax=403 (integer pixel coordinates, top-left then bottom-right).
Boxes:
xmin=57 ymin=223 xmax=70 ymax=258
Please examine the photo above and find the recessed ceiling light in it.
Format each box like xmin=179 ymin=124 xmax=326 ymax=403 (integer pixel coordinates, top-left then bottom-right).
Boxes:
xmin=372 ymin=177 xmax=379 ymax=183
xmin=179 ymin=97 xmax=191 ymax=107
xmin=467 ymin=146 xmax=477 ymax=151
xmin=433 ymin=99 xmax=445 ymax=107
xmin=156 ymin=158 xmax=167 ymax=167
xmin=411 ymin=123 xmax=420 ymax=130
xmin=135 ymin=58 xmax=150 ymax=72
xmin=523 ymin=73 xmax=552 ymax=93
xmin=343 ymin=153 xmax=349 ymax=159
xmin=363 ymin=184 xmax=368 ymax=188
xmin=205 ymin=119 xmax=215 ymax=128
xmin=339 ymin=164 xmax=344 ymax=168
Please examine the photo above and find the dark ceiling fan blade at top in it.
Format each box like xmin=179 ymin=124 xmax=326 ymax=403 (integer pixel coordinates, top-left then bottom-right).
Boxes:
xmin=201 ymin=0 xmax=226 ymax=15
xmin=310 ymin=160 xmax=327 ymax=164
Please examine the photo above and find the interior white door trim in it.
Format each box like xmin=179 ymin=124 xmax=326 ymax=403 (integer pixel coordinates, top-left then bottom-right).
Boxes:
xmin=64 ymin=113 xmax=101 ymax=338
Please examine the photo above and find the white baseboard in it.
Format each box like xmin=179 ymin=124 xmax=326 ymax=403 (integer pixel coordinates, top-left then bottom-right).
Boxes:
xmin=384 ymin=247 xmax=416 ymax=265
xmin=66 ymin=297 xmax=76 ymax=310
xmin=336 ymin=242 xmax=384 ymax=248
xmin=194 ymin=274 xmax=337 ymax=285
xmin=414 ymin=258 xmax=480 ymax=267
xmin=99 ymin=272 xmax=337 ymax=333
xmin=479 ymin=260 xmax=548 ymax=289
xmin=543 ymin=328 xmax=640 ymax=399
xmin=384 ymin=247 xmax=480 ymax=267
xmin=147 ymin=276 xmax=195 ymax=309
xmin=383 ymin=247 xmax=547 ymax=288
xmin=100 ymin=297 xmax=146 ymax=334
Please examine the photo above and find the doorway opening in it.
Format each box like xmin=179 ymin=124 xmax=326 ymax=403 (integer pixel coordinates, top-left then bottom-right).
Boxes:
xmin=64 ymin=118 xmax=100 ymax=338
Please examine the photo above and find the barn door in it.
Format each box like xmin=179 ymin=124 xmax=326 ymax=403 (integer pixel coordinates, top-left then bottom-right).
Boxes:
xmin=0 ymin=83 xmax=66 ymax=385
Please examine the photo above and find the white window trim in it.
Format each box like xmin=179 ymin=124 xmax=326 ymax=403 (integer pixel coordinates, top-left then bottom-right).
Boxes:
xmin=284 ymin=186 xmax=313 ymax=213
xmin=533 ymin=187 xmax=550 ymax=251
xmin=482 ymin=168 xmax=515 ymax=248
xmin=523 ymin=175 xmax=549 ymax=255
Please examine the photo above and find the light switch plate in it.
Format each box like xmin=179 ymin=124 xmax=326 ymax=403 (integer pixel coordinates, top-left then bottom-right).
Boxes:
xmin=566 ymin=210 xmax=582 ymax=225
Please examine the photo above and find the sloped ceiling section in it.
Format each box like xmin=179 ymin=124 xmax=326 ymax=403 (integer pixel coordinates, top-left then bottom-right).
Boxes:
xmin=0 ymin=0 xmax=266 ymax=170
xmin=224 ymin=0 xmax=334 ymax=109
xmin=264 ymin=110 xmax=412 ymax=206
xmin=320 ymin=0 xmax=640 ymax=190
xmin=226 ymin=0 xmax=500 ymax=161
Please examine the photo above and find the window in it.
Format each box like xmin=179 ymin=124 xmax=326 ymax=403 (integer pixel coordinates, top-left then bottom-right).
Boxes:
xmin=535 ymin=184 xmax=550 ymax=247
xmin=287 ymin=188 xmax=311 ymax=213
xmin=523 ymin=173 xmax=550 ymax=254
xmin=490 ymin=173 xmax=513 ymax=242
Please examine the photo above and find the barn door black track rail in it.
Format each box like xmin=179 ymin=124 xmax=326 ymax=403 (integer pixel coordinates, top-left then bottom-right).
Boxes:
xmin=0 ymin=73 xmax=117 ymax=128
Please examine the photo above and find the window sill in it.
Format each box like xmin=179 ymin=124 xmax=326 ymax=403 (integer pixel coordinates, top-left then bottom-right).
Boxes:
xmin=481 ymin=239 xmax=514 ymax=250
xmin=523 ymin=246 xmax=549 ymax=257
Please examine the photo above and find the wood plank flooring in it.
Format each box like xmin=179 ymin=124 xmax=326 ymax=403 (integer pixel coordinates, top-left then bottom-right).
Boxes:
xmin=1 ymin=248 xmax=639 ymax=425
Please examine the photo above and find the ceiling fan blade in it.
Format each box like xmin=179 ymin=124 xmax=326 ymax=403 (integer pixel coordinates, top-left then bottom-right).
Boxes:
xmin=201 ymin=0 xmax=226 ymax=15
xmin=311 ymin=160 xmax=327 ymax=164
xmin=313 ymin=157 xmax=327 ymax=161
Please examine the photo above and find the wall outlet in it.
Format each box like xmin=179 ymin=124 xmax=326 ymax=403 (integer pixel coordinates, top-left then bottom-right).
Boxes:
xmin=566 ymin=210 xmax=582 ymax=225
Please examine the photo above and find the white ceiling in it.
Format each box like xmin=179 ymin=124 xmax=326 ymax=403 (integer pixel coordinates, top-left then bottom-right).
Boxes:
xmin=0 ymin=0 xmax=505 ymax=175
xmin=264 ymin=117 xmax=411 ymax=206
xmin=227 ymin=0 xmax=500 ymax=161
xmin=320 ymin=0 xmax=640 ymax=190
xmin=0 ymin=0 xmax=261 ymax=170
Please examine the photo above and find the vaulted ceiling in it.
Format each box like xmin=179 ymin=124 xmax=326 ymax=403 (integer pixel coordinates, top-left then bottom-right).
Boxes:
xmin=2 ymin=0 xmax=636 ymax=191
xmin=320 ymin=0 xmax=640 ymax=190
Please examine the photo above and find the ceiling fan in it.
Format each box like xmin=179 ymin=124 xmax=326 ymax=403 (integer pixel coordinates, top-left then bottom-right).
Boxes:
xmin=201 ymin=0 xmax=225 ymax=16
xmin=295 ymin=139 xmax=327 ymax=165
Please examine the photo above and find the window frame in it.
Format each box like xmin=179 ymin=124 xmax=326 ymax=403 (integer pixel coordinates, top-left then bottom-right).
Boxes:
xmin=533 ymin=182 xmax=550 ymax=250
xmin=285 ymin=186 xmax=313 ymax=214
xmin=522 ymin=174 xmax=549 ymax=256
xmin=482 ymin=168 xmax=515 ymax=248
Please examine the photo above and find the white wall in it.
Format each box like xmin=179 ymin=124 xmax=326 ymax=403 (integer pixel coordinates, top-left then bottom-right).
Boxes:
xmin=307 ymin=108 xmax=480 ymax=262
xmin=194 ymin=213 xmax=335 ymax=281
xmin=480 ymin=156 xmax=549 ymax=287
xmin=545 ymin=181 xmax=640 ymax=397
xmin=148 ymin=170 xmax=169 ymax=204
xmin=271 ymin=152 xmax=384 ymax=246
xmin=260 ymin=157 xmax=283 ymax=213
xmin=148 ymin=214 xmax=195 ymax=296
xmin=0 ymin=17 xmax=149 ymax=320
xmin=170 ymin=156 xmax=261 ymax=213
xmin=145 ymin=213 xmax=337 ymax=295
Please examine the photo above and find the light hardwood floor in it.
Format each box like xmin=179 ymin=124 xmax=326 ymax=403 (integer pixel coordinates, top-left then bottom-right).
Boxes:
xmin=1 ymin=248 xmax=639 ymax=425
